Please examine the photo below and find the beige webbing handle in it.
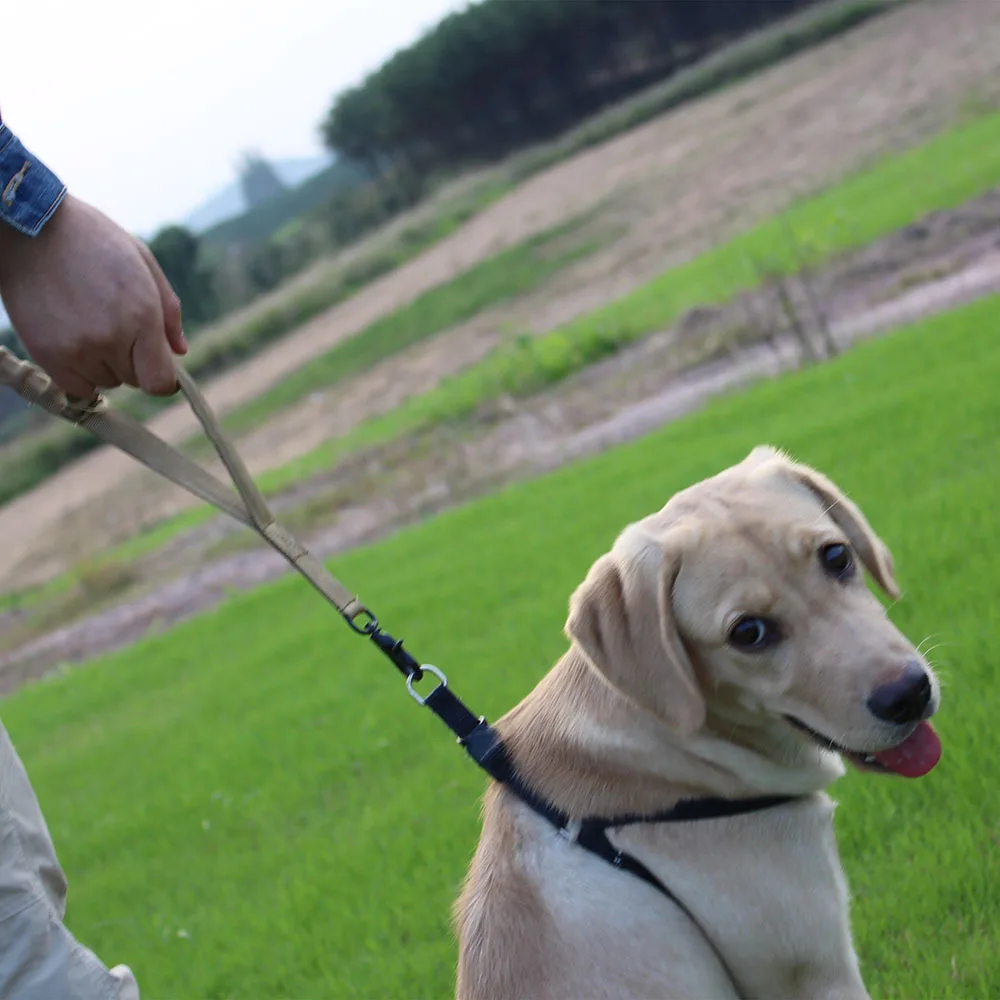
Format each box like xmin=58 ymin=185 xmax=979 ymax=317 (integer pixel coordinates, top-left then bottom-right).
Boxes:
xmin=170 ymin=363 xmax=368 ymax=622
xmin=0 ymin=346 xmax=369 ymax=626
xmin=0 ymin=346 xmax=107 ymax=423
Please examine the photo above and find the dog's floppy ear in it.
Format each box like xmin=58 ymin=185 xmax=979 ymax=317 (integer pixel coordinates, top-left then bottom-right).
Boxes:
xmin=565 ymin=534 xmax=705 ymax=737
xmin=779 ymin=455 xmax=900 ymax=599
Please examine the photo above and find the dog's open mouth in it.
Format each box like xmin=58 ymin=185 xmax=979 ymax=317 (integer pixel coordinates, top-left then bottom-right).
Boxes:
xmin=786 ymin=716 xmax=941 ymax=778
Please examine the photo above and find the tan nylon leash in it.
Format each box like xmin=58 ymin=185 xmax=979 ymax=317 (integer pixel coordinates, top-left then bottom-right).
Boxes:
xmin=0 ymin=346 xmax=371 ymax=628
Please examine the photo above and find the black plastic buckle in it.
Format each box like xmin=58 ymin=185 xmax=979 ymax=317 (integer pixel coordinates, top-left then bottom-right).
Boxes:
xmin=367 ymin=625 xmax=424 ymax=681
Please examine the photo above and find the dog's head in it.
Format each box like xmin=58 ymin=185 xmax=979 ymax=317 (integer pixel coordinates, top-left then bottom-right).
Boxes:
xmin=565 ymin=445 xmax=941 ymax=779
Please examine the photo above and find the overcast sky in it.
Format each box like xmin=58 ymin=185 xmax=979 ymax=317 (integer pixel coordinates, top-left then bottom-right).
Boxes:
xmin=2 ymin=0 xmax=466 ymax=238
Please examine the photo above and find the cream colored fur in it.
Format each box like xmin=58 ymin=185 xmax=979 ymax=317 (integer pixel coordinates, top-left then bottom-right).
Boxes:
xmin=453 ymin=445 xmax=940 ymax=1000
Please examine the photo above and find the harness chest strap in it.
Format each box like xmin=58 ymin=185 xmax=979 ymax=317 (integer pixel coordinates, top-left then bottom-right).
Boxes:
xmin=425 ymin=685 xmax=798 ymax=997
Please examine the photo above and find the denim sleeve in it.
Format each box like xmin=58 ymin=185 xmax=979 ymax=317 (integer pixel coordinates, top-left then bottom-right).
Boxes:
xmin=0 ymin=125 xmax=67 ymax=237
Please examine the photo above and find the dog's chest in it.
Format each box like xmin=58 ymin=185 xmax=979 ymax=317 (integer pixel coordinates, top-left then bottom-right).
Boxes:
xmin=527 ymin=794 xmax=864 ymax=997
xmin=607 ymin=795 xmax=864 ymax=994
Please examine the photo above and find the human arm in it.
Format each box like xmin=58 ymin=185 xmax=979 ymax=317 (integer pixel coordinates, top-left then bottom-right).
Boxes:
xmin=0 ymin=118 xmax=186 ymax=398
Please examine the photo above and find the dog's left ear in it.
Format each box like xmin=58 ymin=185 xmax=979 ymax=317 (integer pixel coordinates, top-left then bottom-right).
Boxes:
xmin=778 ymin=456 xmax=900 ymax=599
xmin=565 ymin=531 xmax=705 ymax=737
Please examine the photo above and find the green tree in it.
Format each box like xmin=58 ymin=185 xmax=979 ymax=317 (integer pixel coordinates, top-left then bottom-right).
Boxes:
xmin=148 ymin=225 xmax=219 ymax=328
xmin=321 ymin=0 xmax=826 ymax=180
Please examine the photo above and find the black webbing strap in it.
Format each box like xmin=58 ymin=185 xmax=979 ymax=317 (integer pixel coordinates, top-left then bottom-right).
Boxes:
xmin=425 ymin=684 xmax=484 ymax=745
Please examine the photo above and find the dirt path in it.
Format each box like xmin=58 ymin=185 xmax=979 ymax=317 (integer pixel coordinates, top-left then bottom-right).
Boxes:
xmin=3 ymin=224 xmax=998 ymax=689
xmin=547 ymin=251 xmax=1000 ymax=464
xmin=2 ymin=0 xmax=999 ymax=589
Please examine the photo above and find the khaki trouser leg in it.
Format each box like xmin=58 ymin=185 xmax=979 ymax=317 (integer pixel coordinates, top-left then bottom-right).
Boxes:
xmin=0 ymin=720 xmax=139 ymax=999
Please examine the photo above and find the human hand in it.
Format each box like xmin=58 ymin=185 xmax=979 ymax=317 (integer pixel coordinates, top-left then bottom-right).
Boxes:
xmin=0 ymin=194 xmax=187 ymax=399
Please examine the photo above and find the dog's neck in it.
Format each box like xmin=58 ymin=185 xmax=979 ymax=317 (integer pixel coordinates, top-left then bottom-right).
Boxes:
xmin=496 ymin=649 xmax=844 ymax=819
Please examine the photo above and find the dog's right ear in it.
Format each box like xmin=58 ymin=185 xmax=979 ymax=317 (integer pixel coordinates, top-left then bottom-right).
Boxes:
xmin=565 ymin=537 xmax=705 ymax=737
xmin=761 ymin=452 xmax=901 ymax=600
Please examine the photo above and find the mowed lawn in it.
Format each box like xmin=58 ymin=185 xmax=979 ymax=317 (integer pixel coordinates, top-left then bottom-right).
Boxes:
xmin=4 ymin=293 xmax=1000 ymax=998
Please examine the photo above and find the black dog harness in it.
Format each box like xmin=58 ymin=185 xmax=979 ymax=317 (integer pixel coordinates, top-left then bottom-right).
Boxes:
xmin=417 ymin=669 xmax=801 ymax=996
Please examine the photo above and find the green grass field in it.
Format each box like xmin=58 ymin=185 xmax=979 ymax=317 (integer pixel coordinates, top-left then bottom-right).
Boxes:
xmin=3 ymin=291 xmax=998 ymax=997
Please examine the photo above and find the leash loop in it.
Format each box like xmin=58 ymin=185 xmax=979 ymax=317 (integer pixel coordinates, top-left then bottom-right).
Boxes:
xmin=0 ymin=347 xmax=371 ymax=624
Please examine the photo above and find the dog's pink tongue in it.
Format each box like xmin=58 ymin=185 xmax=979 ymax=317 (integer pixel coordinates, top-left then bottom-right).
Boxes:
xmin=873 ymin=721 xmax=941 ymax=777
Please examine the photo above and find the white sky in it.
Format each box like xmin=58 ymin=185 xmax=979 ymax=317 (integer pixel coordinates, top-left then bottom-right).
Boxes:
xmin=1 ymin=0 xmax=467 ymax=237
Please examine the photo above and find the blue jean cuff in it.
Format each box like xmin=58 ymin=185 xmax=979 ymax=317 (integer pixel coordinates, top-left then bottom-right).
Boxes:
xmin=0 ymin=126 xmax=67 ymax=237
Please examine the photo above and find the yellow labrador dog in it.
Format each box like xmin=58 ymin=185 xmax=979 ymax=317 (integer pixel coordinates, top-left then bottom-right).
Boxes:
xmin=454 ymin=445 xmax=941 ymax=1000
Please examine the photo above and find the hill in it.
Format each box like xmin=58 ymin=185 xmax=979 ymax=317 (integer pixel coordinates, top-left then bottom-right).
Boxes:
xmin=198 ymin=157 xmax=370 ymax=247
xmin=181 ymin=154 xmax=334 ymax=234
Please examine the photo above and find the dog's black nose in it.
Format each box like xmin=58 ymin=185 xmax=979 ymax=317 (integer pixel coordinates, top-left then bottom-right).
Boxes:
xmin=867 ymin=661 xmax=932 ymax=725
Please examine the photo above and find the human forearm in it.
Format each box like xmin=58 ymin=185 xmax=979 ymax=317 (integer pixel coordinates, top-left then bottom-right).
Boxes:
xmin=0 ymin=114 xmax=186 ymax=397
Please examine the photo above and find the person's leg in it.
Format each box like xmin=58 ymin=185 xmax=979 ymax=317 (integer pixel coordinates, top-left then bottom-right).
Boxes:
xmin=0 ymin=720 xmax=139 ymax=999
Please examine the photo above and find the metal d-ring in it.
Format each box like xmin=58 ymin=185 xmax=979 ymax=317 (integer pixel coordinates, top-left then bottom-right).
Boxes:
xmin=406 ymin=664 xmax=447 ymax=705
xmin=345 ymin=606 xmax=378 ymax=635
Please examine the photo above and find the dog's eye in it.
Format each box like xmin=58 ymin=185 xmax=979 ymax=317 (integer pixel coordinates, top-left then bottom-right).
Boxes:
xmin=728 ymin=615 xmax=780 ymax=651
xmin=819 ymin=542 xmax=854 ymax=580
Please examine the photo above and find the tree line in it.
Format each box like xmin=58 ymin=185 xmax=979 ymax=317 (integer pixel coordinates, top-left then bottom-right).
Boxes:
xmin=322 ymin=0 xmax=825 ymax=179
xmin=147 ymin=0 xmax=853 ymax=341
xmin=9 ymin=0 xmax=871 ymax=365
